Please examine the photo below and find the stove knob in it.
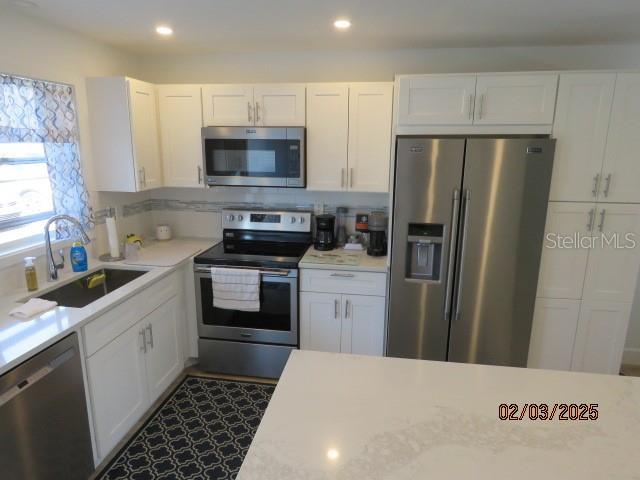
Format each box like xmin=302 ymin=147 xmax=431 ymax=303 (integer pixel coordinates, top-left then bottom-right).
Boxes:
xmin=290 ymin=217 xmax=297 ymax=224
xmin=299 ymin=217 xmax=305 ymax=224
xmin=237 ymin=214 xmax=244 ymax=221
xmin=226 ymin=214 xmax=235 ymax=222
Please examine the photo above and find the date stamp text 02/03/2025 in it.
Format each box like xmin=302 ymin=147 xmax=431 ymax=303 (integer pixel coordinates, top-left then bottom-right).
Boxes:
xmin=498 ymin=403 xmax=599 ymax=421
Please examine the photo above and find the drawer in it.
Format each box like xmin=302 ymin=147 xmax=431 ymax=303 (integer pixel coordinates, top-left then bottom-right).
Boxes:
xmin=301 ymin=269 xmax=386 ymax=296
xmin=84 ymin=272 xmax=179 ymax=357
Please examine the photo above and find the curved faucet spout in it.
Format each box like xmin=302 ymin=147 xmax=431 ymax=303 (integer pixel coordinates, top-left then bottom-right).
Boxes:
xmin=44 ymin=215 xmax=91 ymax=282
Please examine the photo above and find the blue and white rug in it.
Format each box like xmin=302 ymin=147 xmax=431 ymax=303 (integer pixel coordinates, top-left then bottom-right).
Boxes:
xmin=98 ymin=376 xmax=275 ymax=480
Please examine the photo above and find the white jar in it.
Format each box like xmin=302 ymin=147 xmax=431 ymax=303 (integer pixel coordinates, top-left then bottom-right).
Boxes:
xmin=156 ymin=224 xmax=172 ymax=241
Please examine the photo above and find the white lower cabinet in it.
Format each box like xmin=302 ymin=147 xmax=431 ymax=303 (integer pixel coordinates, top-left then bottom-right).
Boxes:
xmin=300 ymin=269 xmax=387 ymax=356
xmin=528 ymin=298 xmax=580 ymax=370
xmin=86 ymin=320 xmax=149 ymax=459
xmin=571 ymin=300 xmax=632 ymax=375
xmin=86 ymin=294 xmax=182 ymax=460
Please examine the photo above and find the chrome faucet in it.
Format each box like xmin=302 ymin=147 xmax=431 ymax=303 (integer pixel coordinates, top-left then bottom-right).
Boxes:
xmin=44 ymin=214 xmax=91 ymax=281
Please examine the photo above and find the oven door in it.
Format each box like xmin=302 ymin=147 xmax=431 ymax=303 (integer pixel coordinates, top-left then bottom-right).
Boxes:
xmin=195 ymin=265 xmax=298 ymax=346
xmin=202 ymin=127 xmax=305 ymax=187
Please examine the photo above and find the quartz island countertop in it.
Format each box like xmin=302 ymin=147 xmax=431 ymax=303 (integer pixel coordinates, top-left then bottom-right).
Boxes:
xmin=238 ymin=350 xmax=640 ymax=480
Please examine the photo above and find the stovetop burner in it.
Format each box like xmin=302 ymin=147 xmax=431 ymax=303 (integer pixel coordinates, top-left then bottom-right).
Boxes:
xmin=193 ymin=208 xmax=313 ymax=269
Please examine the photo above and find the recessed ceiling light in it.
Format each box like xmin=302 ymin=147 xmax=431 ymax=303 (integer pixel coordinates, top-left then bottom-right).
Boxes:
xmin=155 ymin=25 xmax=173 ymax=36
xmin=333 ymin=19 xmax=351 ymax=30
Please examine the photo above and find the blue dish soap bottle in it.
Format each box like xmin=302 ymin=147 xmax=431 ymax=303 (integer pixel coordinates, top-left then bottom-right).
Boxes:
xmin=70 ymin=241 xmax=88 ymax=272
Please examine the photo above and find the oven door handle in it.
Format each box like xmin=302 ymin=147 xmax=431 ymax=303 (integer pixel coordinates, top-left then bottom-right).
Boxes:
xmin=194 ymin=265 xmax=291 ymax=276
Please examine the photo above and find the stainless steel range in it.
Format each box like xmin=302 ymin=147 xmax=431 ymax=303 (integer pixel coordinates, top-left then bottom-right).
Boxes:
xmin=194 ymin=208 xmax=312 ymax=378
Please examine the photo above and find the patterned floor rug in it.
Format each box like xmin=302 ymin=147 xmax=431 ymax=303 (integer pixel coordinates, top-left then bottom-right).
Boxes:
xmin=97 ymin=376 xmax=275 ymax=480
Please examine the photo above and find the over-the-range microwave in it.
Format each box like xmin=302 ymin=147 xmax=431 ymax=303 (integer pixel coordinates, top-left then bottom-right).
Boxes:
xmin=201 ymin=126 xmax=306 ymax=188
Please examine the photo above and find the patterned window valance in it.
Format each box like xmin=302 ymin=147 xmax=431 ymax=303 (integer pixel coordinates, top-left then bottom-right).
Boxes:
xmin=0 ymin=73 xmax=92 ymax=239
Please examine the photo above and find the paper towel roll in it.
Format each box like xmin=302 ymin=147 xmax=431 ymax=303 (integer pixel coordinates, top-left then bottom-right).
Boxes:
xmin=106 ymin=216 xmax=120 ymax=258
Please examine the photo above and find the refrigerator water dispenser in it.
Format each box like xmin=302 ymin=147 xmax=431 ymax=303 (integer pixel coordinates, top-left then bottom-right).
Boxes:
xmin=406 ymin=224 xmax=444 ymax=282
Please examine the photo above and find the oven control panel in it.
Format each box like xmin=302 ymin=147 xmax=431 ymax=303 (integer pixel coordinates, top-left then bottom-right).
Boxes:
xmin=222 ymin=209 xmax=311 ymax=232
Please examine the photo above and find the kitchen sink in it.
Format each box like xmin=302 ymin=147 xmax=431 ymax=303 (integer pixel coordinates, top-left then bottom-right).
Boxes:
xmin=37 ymin=268 xmax=147 ymax=308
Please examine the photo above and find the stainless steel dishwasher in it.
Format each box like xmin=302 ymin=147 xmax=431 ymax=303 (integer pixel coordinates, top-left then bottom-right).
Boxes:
xmin=0 ymin=332 xmax=94 ymax=479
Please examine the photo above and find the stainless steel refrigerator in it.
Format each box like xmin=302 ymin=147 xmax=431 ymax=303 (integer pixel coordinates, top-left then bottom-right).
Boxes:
xmin=388 ymin=137 xmax=555 ymax=367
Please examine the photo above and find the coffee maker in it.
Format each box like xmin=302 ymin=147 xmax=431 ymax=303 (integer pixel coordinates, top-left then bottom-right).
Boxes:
xmin=314 ymin=214 xmax=336 ymax=251
xmin=367 ymin=212 xmax=387 ymax=256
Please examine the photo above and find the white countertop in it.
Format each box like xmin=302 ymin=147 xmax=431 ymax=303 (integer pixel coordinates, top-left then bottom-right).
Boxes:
xmin=238 ymin=350 xmax=640 ymax=480
xmin=0 ymin=238 xmax=218 ymax=376
xmin=299 ymin=246 xmax=388 ymax=273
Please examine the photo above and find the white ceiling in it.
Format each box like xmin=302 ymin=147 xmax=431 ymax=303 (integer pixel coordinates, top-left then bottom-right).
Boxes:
xmin=5 ymin=0 xmax=640 ymax=55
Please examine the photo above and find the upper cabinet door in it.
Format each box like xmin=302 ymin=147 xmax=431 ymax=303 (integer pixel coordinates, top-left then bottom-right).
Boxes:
xmin=201 ymin=84 xmax=254 ymax=126
xmin=306 ymin=83 xmax=349 ymax=191
xmin=397 ymin=75 xmax=476 ymax=125
xmin=347 ymin=83 xmax=393 ymax=192
xmin=583 ymin=204 xmax=640 ymax=303
xmin=473 ymin=74 xmax=558 ymax=125
xmin=536 ymin=202 xmax=594 ymax=300
xmin=253 ymin=84 xmax=306 ymax=126
xmin=127 ymin=79 xmax=163 ymax=190
xmin=600 ymin=73 xmax=640 ymax=203
xmin=157 ymin=85 xmax=204 ymax=188
xmin=549 ymin=73 xmax=615 ymax=202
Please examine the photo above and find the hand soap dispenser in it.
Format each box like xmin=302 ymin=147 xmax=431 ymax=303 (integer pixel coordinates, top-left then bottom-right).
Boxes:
xmin=24 ymin=256 xmax=38 ymax=291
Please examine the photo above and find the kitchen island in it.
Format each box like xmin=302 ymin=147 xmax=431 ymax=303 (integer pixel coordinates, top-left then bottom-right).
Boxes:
xmin=238 ymin=350 xmax=640 ymax=479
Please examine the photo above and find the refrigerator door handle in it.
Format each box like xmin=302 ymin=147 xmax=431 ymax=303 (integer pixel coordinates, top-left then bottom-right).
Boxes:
xmin=453 ymin=188 xmax=471 ymax=321
xmin=443 ymin=189 xmax=461 ymax=322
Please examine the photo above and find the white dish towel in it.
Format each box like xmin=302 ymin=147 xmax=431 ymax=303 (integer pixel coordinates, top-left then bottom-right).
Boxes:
xmin=9 ymin=298 xmax=58 ymax=319
xmin=211 ymin=267 xmax=260 ymax=312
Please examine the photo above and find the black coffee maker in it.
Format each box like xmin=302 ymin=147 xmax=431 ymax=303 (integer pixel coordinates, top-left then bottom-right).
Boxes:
xmin=314 ymin=214 xmax=336 ymax=251
xmin=367 ymin=212 xmax=388 ymax=256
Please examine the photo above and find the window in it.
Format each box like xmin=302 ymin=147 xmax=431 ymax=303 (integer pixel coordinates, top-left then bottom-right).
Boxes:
xmin=0 ymin=143 xmax=55 ymax=245
xmin=0 ymin=74 xmax=92 ymax=251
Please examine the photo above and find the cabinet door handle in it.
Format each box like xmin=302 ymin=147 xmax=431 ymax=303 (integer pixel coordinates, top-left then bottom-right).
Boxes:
xmin=341 ymin=168 xmax=345 ymax=188
xmin=139 ymin=328 xmax=147 ymax=353
xmin=334 ymin=299 xmax=339 ymax=319
xmin=350 ymin=168 xmax=354 ymax=188
xmin=138 ymin=168 xmax=145 ymax=187
xmin=255 ymin=102 xmax=261 ymax=124
xmin=146 ymin=324 xmax=154 ymax=349
xmin=344 ymin=299 xmax=350 ymax=319
xmin=592 ymin=173 xmax=601 ymax=197
xmin=587 ymin=208 xmax=596 ymax=232
xmin=247 ymin=102 xmax=253 ymax=123
xmin=603 ymin=173 xmax=612 ymax=198
xmin=197 ymin=165 xmax=203 ymax=184
xmin=478 ymin=94 xmax=485 ymax=119
xmin=330 ymin=272 xmax=355 ymax=278
xmin=598 ymin=209 xmax=606 ymax=233
xmin=468 ymin=94 xmax=474 ymax=121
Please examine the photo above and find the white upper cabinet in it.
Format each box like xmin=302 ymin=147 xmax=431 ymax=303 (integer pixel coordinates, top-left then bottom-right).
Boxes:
xmin=253 ymin=84 xmax=306 ymax=126
xmin=528 ymin=298 xmax=580 ymax=371
xmin=87 ymin=77 xmax=163 ymax=192
xmin=473 ymin=74 xmax=558 ymax=125
xmin=202 ymin=84 xmax=305 ymax=126
xmin=582 ymin=204 xmax=640 ymax=303
xmin=397 ymin=75 xmax=476 ymax=125
xmin=347 ymin=83 xmax=393 ymax=192
xmin=306 ymin=82 xmax=393 ymax=192
xmin=600 ymin=73 xmax=640 ymax=203
xmin=549 ymin=73 xmax=615 ymax=202
xmin=306 ymin=83 xmax=350 ymax=191
xmin=202 ymin=84 xmax=254 ymax=126
xmin=571 ymin=300 xmax=632 ymax=374
xmin=157 ymin=85 xmax=204 ymax=188
xmin=536 ymin=202 xmax=594 ymax=300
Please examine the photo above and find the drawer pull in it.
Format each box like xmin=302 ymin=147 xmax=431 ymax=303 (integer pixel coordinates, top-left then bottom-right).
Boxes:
xmin=330 ymin=273 xmax=355 ymax=278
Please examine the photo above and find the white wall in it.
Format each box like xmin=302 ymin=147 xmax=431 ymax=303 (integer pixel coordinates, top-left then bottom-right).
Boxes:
xmin=140 ymin=44 xmax=640 ymax=84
